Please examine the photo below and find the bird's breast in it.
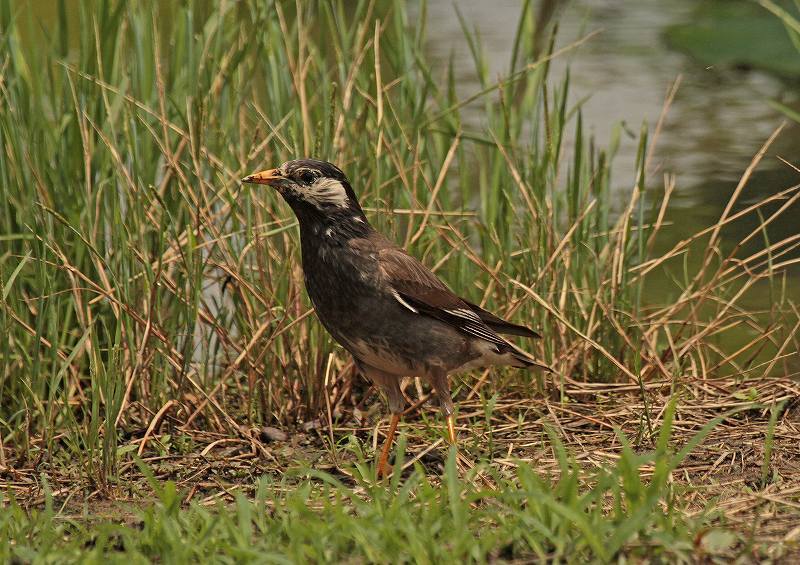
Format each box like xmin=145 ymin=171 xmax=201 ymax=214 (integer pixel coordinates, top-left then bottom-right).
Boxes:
xmin=300 ymin=237 xmax=381 ymax=329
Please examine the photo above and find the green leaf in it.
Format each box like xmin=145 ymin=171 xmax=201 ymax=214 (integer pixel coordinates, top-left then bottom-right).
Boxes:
xmin=700 ymin=529 xmax=737 ymax=554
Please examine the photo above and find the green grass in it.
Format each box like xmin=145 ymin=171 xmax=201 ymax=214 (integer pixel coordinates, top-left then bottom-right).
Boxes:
xmin=0 ymin=402 xmax=729 ymax=563
xmin=1 ymin=0 xmax=799 ymax=562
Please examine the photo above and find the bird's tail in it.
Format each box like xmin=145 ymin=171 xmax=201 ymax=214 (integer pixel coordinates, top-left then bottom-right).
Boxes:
xmin=504 ymin=341 xmax=553 ymax=372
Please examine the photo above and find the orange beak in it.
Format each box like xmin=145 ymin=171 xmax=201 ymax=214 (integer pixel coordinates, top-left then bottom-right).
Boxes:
xmin=241 ymin=168 xmax=283 ymax=186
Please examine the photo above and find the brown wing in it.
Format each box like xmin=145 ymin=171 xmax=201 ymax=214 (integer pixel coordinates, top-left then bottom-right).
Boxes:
xmin=376 ymin=246 xmax=514 ymax=349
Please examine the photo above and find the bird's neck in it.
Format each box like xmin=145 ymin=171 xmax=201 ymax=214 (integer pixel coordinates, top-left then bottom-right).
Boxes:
xmin=297 ymin=208 xmax=373 ymax=247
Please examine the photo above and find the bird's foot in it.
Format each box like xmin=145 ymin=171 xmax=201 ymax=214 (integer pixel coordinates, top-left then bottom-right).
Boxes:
xmin=377 ymin=413 xmax=400 ymax=479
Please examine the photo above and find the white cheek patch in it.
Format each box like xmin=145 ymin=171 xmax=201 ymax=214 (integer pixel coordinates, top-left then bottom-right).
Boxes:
xmin=302 ymin=177 xmax=350 ymax=209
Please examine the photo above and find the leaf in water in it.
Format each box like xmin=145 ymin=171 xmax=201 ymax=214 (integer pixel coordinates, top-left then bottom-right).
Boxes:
xmin=665 ymin=1 xmax=800 ymax=80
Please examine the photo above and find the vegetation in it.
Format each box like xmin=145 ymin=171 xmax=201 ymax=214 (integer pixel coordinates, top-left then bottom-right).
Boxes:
xmin=1 ymin=0 xmax=798 ymax=561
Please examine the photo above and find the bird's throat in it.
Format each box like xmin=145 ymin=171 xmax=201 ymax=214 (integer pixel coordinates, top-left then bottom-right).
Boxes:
xmin=298 ymin=211 xmax=373 ymax=248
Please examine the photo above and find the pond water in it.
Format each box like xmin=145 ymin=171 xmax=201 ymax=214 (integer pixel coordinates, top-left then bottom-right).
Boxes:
xmin=420 ymin=0 xmax=800 ymax=308
xmin=423 ymin=0 xmax=797 ymax=196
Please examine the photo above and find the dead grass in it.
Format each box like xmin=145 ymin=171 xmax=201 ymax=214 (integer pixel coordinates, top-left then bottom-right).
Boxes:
xmin=4 ymin=373 xmax=799 ymax=557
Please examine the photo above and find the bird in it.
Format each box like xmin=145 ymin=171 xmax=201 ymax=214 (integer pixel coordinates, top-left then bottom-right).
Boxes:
xmin=242 ymin=158 xmax=549 ymax=476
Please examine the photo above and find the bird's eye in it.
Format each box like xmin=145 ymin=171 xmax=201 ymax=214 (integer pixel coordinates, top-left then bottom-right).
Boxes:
xmin=298 ymin=171 xmax=315 ymax=185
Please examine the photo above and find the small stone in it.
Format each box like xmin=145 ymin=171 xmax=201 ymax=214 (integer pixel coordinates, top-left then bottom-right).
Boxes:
xmin=260 ymin=426 xmax=288 ymax=442
xmin=302 ymin=419 xmax=322 ymax=432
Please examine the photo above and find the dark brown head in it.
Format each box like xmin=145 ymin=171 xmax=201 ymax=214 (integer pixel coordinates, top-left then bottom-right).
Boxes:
xmin=243 ymin=159 xmax=365 ymax=213
xmin=242 ymin=158 xmax=370 ymax=240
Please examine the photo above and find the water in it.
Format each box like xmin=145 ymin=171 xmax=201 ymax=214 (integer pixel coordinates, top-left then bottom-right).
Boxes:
xmin=420 ymin=0 xmax=800 ymax=299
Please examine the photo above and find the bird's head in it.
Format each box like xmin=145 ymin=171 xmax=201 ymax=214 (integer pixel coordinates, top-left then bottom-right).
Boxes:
xmin=242 ymin=159 xmax=365 ymax=220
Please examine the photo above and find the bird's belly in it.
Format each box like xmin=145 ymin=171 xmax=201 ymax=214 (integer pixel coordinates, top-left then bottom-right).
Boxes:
xmin=336 ymin=308 xmax=475 ymax=375
xmin=309 ymin=291 xmax=471 ymax=375
xmin=344 ymin=336 xmax=419 ymax=375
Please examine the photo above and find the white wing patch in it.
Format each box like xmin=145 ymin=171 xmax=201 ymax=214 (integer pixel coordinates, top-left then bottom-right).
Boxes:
xmin=391 ymin=289 xmax=419 ymax=313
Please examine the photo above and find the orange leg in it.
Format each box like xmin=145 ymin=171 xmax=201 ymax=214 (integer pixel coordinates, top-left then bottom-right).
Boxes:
xmin=446 ymin=413 xmax=457 ymax=445
xmin=377 ymin=413 xmax=401 ymax=478
xmin=430 ymin=368 xmax=457 ymax=448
